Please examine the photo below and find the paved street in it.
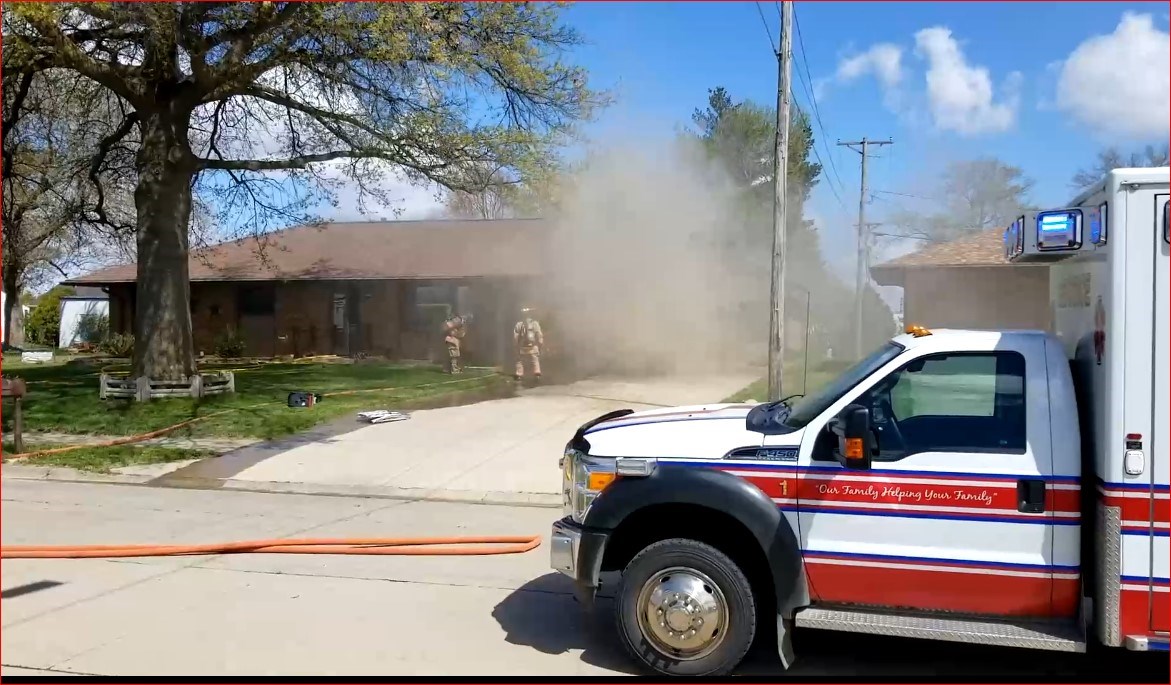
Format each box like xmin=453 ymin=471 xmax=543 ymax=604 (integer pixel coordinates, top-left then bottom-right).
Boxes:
xmin=146 ymin=374 xmax=755 ymax=502
xmin=2 ymin=480 xmax=1168 ymax=679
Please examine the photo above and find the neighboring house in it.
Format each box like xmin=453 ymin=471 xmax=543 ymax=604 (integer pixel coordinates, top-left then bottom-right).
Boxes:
xmin=871 ymin=228 xmax=1052 ymax=332
xmin=58 ymin=287 xmax=111 ymax=349
xmin=65 ymin=219 xmax=548 ymax=367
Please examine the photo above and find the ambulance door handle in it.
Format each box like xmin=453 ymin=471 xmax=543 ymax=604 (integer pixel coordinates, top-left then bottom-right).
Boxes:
xmin=1017 ymin=478 xmax=1046 ymax=514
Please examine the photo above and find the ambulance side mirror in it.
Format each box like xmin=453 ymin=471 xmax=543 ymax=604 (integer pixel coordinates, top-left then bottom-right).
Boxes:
xmin=828 ymin=404 xmax=874 ymax=470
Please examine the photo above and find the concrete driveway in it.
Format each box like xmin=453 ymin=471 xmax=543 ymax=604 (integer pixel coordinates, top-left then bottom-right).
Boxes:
xmin=156 ymin=374 xmax=756 ymax=502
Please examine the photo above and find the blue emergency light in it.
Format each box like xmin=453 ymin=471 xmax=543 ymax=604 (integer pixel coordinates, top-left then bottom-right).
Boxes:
xmin=1003 ymin=216 xmax=1024 ymax=259
xmin=1035 ymin=209 xmax=1082 ymax=251
xmin=1089 ymin=203 xmax=1107 ymax=245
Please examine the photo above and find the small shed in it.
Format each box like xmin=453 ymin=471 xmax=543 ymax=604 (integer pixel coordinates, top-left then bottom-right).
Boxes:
xmin=58 ymin=287 xmax=110 ymax=349
xmin=871 ymin=228 xmax=1052 ymax=331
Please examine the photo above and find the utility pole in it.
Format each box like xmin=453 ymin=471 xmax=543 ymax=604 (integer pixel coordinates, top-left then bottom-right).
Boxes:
xmin=767 ymin=1 xmax=793 ymax=402
xmin=837 ymin=137 xmax=892 ymax=359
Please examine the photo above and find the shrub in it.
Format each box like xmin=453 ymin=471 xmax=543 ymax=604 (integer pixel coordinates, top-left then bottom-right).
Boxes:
xmin=24 ymin=285 xmax=73 ymax=347
xmin=98 ymin=332 xmax=135 ymax=358
xmin=75 ymin=310 xmax=110 ymax=344
xmin=214 ymin=329 xmax=246 ymax=358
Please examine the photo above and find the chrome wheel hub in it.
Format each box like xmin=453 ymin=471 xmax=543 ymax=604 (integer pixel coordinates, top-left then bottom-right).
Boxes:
xmin=636 ymin=566 xmax=728 ymax=660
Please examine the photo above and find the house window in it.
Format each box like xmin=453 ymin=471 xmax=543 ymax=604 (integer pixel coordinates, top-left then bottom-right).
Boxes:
xmin=859 ymin=351 xmax=1026 ymax=460
xmin=409 ymin=284 xmax=454 ymax=332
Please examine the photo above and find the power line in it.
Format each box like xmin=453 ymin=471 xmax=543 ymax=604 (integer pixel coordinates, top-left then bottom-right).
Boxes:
xmin=799 ymin=112 xmax=849 ymax=213
xmin=749 ymin=2 xmax=846 ymax=215
xmin=787 ymin=70 xmax=847 ymax=212
xmin=872 ymin=231 xmax=937 ymax=242
xmin=750 ymin=2 xmax=848 ymax=218
xmin=784 ymin=18 xmax=847 ymax=213
xmin=791 ymin=5 xmax=848 ymax=202
xmin=871 ymin=189 xmax=940 ymax=202
xmin=754 ymin=1 xmax=777 ymax=54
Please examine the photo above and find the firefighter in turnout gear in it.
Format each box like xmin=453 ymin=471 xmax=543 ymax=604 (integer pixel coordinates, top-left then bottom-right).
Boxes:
xmin=443 ymin=314 xmax=470 ymax=374
xmin=513 ymin=307 xmax=543 ymax=382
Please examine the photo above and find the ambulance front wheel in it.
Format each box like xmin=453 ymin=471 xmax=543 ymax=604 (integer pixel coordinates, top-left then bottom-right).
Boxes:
xmin=615 ymin=538 xmax=756 ymax=676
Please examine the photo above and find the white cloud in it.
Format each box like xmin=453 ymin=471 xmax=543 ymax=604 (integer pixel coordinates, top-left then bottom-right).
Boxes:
xmin=816 ymin=43 xmax=904 ymax=108
xmin=1055 ymin=13 xmax=1170 ymax=140
xmin=836 ymin=43 xmax=904 ymax=89
xmin=914 ymin=27 xmax=1020 ymax=135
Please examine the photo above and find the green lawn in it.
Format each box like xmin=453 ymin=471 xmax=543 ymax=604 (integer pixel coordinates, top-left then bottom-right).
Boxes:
xmin=3 ymin=441 xmax=215 ymax=473
xmin=1 ymin=350 xmax=72 ymax=371
xmin=1 ymin=360 xmax=511 ymax=440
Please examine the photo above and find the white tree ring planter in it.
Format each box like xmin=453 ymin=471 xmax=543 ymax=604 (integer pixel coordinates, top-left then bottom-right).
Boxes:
xmin=99 ymin=372 xmax=236 ymax=401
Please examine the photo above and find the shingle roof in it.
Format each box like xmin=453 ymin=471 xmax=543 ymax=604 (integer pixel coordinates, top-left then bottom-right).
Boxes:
xmin=65 ymin=219 xmax=548 ymax=285
xmin=874 ymin=227 xmax=1011 ymax=269
xmin=870 ymin=227 xmax=1017 ymax=286
xmin=61 ymin=286 xmax=109 ymax=299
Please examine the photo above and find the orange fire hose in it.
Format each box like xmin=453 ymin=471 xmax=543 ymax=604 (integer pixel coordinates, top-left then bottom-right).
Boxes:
xmin=1 ymin=534 xmax=542 ymax=559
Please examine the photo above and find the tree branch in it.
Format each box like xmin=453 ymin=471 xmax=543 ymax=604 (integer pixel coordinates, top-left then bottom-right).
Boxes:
xmin=85 ymin=111 xmax=139 ymax=232
xmin=16 ymin=10 xmax=146 ymax=107
xmin=200 ymin=149 xmax=377 ymax=172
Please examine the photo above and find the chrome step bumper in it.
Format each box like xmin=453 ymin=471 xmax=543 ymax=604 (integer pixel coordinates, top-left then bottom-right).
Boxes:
xmin=794 ymin=606 xmax=1086 ymax=653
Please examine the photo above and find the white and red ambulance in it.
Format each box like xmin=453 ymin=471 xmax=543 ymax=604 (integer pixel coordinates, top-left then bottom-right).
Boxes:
xmin=550 ymin=167 xmax=1169 ymax=676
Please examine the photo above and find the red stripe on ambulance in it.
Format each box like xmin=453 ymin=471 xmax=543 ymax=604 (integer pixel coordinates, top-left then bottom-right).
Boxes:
xmin=802 ymin=552 xmax=1080 ymax=617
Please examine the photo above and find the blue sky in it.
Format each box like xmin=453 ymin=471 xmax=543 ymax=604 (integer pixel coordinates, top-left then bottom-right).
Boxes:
xmin=560 ymin=1 xmax=1170 ymax=274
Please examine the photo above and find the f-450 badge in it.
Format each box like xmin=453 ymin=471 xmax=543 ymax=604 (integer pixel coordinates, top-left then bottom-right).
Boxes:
xmin=725 ymin=446 xmax=798 ymax=462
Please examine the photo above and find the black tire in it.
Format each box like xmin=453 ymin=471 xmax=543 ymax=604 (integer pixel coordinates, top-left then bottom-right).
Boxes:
xmin=615 ymin=538 xmax=757 ymax=676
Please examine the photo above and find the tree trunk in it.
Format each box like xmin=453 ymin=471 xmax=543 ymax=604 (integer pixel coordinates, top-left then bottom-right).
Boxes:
xmin=2 ymin=270 xmax=23 ymax=348
xmin=131 ymin=113 xmax=197 ymax=381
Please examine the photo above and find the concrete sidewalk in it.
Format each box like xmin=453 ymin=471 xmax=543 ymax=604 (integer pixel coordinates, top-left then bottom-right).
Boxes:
xmin=140 ymin=374 xmax=756 ymax=502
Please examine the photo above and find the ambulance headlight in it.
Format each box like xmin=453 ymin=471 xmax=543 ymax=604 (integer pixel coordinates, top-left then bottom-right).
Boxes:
xmin=562 ymin=453 xmax=657 ymax=523
xmin=565 ymin=454 xmax=614 ymax=523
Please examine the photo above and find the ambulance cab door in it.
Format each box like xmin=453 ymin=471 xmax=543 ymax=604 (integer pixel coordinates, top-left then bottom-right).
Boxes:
xmin=794 ymin=335 xmax=1071 ymax=619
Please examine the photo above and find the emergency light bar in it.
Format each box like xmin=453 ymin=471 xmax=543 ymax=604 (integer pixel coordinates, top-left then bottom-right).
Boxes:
xmin=1036 ymin=209 xmax=1082 ymax=251
xmin=1004 ymin=208 xmax=1088 ymax=263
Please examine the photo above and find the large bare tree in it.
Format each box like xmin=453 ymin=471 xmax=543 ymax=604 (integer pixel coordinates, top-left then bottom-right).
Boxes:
xmin=882 ymin=157 xmax=1035 ymax=243
xmin=443 ymin=163 xmax=522 ymax=220
xmin=5 ymin=2 xmax=599 ymax=379
xmin=1072 ymin=143 xmax=1169 ymax=190
xmin=1 ymin=58 xmax=137 ymax=347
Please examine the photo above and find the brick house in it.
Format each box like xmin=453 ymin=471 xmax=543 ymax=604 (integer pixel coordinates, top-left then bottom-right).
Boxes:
xmin=871 ymin=227 xmax=1051 ymax=331
xmin=65 ymin=219 xmax=548 ymax=367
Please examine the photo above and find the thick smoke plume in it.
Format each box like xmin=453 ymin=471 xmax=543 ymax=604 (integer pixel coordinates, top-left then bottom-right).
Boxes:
xmin=542 ymin=137 xmax=770 ymax=378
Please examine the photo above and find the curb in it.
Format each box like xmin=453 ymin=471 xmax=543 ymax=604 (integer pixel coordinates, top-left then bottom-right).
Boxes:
xmin=1 ymin=464 xmax=562 ymax=508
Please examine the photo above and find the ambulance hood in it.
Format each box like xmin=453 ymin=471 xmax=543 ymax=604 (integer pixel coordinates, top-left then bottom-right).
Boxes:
xmin=579 ymin=403 xmax=775 ymax=459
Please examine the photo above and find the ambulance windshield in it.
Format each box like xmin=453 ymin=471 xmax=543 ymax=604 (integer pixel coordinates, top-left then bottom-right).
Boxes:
xmin=782 ymin=341 xmax=905 ymax=430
